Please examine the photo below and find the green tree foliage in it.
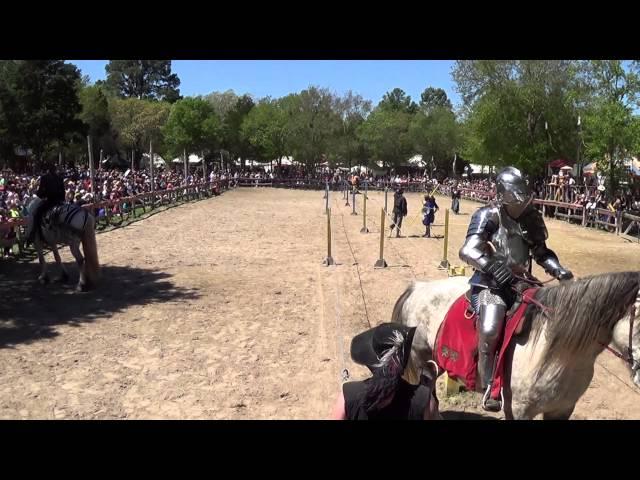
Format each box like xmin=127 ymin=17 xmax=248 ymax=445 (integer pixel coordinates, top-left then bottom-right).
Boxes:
xmin=0 ymin=60 xmax=84 ymax=163
xmin=578 ymin=60 xmax=640 ymax=191
xmin=163 ymin=97 xmax=221 ymax=160
xmin=419 ymin=87 xmax=453 ymax=112
xmin=331 ymin=91 xmax=371 ymax=167
xmin=223 ymin=94 xmax=255 ymax=164
xmin=453 ymin=60 xmax=580 ymax=175
xmin=409 ymin=106 xmax=461 ymax=172
xmin=105 ymin=60 xmax=181 ymax=103
xmin=241 ymin=98 xmax=290 ymax=165
xmin=281 ymin=87 xmax=341 ymax=170
xmin=357 ymin=107 xmax=413 ymax=169
xmin=204 ymin=90 xmax=239 ymax=120
xmin=378 ymin=88 xmax=418 ymax=114
xmin=109 ymin=98 xmax=171 ymax=167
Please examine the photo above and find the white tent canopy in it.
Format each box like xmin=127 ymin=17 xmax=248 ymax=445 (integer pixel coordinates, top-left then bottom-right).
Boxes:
xmin=273 ymin=156 xmax=295 ymax=166
xmin=141 ymin=153 xmax=166 ymax=167
xmin=172 ymin=154 xmax=203 ymax=164
xmin=469 ymin=163 xmax=492 ymax=174
xmin=407 ymin=154 xmax=425 ymax=167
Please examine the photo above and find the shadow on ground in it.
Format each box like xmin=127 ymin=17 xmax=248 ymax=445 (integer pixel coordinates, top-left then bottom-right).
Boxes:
xmin=0 ymin=261 xmax=199 ymax=348
xmin=440 ymin=410 xmax=497 ymax=420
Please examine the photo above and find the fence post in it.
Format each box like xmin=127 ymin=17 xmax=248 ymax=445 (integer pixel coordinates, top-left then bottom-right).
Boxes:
xmin=438 ymin=209 xmax=450 ymax=270
xmin=325 ymin=182 xmax=329 ymax=215
xmin=87 ymin=136 xmax=95 ymax=198
xmin=345 ymin=181 xmax=350 ymax=207
xmin=149 ymin=140 xmax=155 ymax=211
xmin=351 ymin=189 xmax=357 ymax=215
xmin=323 ymin=207 xmax=335 ymax=266
xmin=360 ymin=186 xmax=369 ymax=233
xmin=374 ymin=208 xmax=388 ymax=268
xmin=384 ymin=186 xmax=388 ymax=214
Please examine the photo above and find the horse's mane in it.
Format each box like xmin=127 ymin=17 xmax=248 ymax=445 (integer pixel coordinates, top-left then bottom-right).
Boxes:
xmin=530 ymin=271 xmax=640 ymax=358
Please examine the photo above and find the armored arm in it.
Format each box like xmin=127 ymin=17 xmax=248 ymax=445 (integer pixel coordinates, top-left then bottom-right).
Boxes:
xmin=459 ymin=207 xmax=513 ymax=287
xmin=532 ymin=243 xmax=573 ymax=280
xmin=459 ymin=207 xmax=498 ymax=271
xmin=526 ymin=210 xmax=573 ymax=280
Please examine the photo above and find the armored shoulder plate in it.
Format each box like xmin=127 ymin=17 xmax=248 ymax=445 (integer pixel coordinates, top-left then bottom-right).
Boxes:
xmin=518 ymin=207 xmax=548 ymax=244
xmin=466 ymin=205 xmax=500 ymax=238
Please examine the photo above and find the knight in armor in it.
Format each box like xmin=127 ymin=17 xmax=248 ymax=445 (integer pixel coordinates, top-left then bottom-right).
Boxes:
xmin=27 ymin=164 xmax=65 ymax=244
xmin=458 ymin=167 xmax=573 ymax=411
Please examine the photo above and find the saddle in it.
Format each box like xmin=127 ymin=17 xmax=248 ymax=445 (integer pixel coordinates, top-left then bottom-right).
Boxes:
xmin=42 ymin=203 xmax=63 ymax=227
xmin=434 ymin=286 xmax=539 ymax=405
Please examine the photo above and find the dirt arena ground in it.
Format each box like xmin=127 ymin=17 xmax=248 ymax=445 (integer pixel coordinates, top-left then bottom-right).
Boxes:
xmin=1 ymin=187 xmax=639 ymax=419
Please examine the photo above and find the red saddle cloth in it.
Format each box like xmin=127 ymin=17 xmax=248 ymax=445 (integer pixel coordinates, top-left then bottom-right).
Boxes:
xmin=434 ymin=288 xmax=538 ymax=401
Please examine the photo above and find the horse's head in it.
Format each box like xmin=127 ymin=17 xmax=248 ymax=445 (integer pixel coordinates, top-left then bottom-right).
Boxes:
xmin=535 ymin=271 xmax=640 ymax=389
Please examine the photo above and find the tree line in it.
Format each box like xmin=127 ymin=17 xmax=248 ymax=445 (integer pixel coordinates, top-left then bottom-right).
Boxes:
xmin=1 ymin=60 xmax=639 ymax=190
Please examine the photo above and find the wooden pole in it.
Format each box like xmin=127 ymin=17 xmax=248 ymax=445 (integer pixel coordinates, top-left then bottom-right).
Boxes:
xmin=202 ymin=150 xmax=207 ymax=192
xmin=438 ymin=209 xmax=450 ymax=270
xmin=360 ymin=184 xmax=368 ymax=233
xmin=325 ymin=182 xmax=329 ymax=214
xmin=323 ymin=208 xmax=334 ymax=266
xmin=384 ymin=186 xmax=388 ymax=214
xmin=375 ymin=208 xmax=388 ymax=268
xmin=87 ymin=136 xmax=95 ymax=198
xmin=149 ymin=140 xmax=154 ymax=208
xmin=183 ymin=148 xmax=188 ymax=184
xmin=351 ymin=189 xmax=357 ymax=215
xmin=345 ymin=180 xmax=350 ymax=206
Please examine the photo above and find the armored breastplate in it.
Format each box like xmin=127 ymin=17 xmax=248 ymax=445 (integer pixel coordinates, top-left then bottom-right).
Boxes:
xmin=489 ymin=209 xmax=530 ymax=268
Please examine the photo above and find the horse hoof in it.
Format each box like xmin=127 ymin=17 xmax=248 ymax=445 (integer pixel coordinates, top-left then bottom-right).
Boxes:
xmin=76 ymin=283 xmax=90 ymax=293
xmin=38 ymin=276 xmax=50 ymax=285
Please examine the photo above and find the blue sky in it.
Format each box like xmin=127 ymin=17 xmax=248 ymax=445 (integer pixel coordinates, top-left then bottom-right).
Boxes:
xmin=69 ymin=60 xmax=460 ymax=107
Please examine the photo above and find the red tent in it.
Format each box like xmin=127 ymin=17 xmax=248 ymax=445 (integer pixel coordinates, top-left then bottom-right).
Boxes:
xmin=548 ymin=159 xmax=574 ymax=169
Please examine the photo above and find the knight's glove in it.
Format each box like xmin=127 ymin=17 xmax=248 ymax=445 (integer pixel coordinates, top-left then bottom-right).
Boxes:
xmin=553 ymin=267 xmax=574 ymax=281
xmin=484 ymin=260 xmax=514 ymax=288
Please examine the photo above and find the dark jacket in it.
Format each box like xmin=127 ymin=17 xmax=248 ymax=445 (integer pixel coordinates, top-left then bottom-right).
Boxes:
xmin=36 ymin=173 xmax=65 ymax=203
xmin=393 ymin=192 xmax=408 ymax=216
xmin=343 ymin=378 xmax=433 ymax=420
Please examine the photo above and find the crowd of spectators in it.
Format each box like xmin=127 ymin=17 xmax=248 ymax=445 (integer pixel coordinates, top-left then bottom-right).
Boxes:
xmin=0 ymin=166 xmax=232 ymax=258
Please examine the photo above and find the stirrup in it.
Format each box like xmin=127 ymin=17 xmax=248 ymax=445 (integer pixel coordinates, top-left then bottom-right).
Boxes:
xmin=481 ymin=384 xmax=503 ymax=412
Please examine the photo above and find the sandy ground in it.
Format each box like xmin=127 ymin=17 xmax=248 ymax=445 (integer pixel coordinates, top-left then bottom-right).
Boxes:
xmin=1 ymin=187 xmax=639 ymax=419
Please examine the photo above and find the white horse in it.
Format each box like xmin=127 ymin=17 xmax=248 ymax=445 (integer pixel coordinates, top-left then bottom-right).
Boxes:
xmin=26 ymin=198 xmax=100 ymax=291
xmin=392 ymin=272 xmax=640 ymax=420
